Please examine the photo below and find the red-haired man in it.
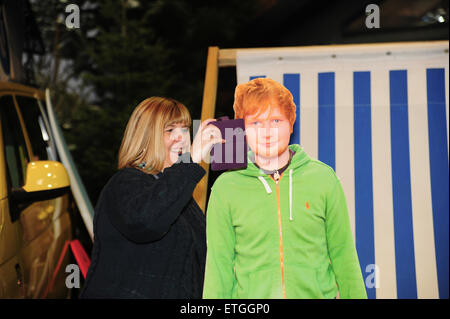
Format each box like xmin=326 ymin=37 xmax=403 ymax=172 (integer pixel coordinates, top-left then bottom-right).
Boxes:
xmin=203 ymin=78 xmax=367 ymax=299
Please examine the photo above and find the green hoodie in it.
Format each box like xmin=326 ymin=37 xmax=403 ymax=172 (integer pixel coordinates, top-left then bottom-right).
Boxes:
xmin=203 ymin=144 xmax=367 ymax=299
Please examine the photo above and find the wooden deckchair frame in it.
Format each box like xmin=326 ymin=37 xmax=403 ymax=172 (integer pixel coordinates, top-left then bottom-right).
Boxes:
xmin=192 ymin=46 xmax=254 ymax=211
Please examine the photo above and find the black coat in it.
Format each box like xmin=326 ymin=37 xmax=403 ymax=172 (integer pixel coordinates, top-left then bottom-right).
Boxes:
xmin=80 ymin=155 xmax=206 ymax=299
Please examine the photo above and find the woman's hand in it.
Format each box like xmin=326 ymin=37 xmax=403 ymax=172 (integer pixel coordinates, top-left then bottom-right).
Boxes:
xmin=190 ymin=119 xmax=225 ymax=163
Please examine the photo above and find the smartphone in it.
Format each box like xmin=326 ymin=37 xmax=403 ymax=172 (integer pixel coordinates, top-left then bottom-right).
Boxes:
xmin=208 ymin=116 xmax=247 ymax=171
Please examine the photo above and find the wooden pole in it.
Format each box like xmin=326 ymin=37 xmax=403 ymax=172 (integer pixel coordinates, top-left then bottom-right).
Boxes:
xmin=193 ymin=46 xmax=219 ymax=212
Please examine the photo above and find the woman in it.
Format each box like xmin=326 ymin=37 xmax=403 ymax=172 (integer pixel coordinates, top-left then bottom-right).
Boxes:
xmin=80 ymin=97 xmax=223 ymax=298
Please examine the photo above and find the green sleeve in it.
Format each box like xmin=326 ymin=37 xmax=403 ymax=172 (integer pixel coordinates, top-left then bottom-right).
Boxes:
xmin=203 ymin=185 xmax=236 ymax=299
xmin=325 ymin=178 xmax=368 ymax=299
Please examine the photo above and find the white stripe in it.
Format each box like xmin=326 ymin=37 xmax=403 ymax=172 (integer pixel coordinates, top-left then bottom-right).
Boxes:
xmin=269 ymin=72 xmax=284 ymax=86
xmin=371 ymin=68 xmax=397 ymax=299
xmin=407 ymin=68 xmax=439 ymax=298
xmin=300 ymin=71 xmax=318 ymax=160
xmin=334 ymin=70 xmax=356 ymax=240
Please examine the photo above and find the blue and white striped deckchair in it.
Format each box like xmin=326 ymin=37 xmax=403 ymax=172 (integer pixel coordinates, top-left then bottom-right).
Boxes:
xmin=236 ymin=41 xmax=449 ymax=299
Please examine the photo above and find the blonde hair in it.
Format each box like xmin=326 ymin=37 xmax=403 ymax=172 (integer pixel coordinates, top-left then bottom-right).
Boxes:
xmin=233 ymin=78 xmax=296 ymax=129
xmin=118 ymin=97 xmax=191 ymax=174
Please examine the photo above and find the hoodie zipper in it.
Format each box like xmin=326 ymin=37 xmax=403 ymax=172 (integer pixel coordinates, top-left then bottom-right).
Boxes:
xmin=271 ymin=172 xmax=287 ymax=299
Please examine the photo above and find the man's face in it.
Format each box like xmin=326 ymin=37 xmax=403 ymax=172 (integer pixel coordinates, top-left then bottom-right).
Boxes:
xmin=244 ymin=100 xmax=292 ymax=161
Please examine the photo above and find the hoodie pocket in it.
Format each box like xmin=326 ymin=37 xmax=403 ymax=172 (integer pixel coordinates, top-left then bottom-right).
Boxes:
xmin=247 ymin=267 xmax=284 ymax=299
xmin=284 ymin=264 xmax=324 ymax=298
xmin=315 ymin=263 xmax=338 ymax=298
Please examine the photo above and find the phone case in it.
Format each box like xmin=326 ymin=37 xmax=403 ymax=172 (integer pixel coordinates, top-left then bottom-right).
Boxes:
xmin=208 ymin=116 xmax=247 ymax=171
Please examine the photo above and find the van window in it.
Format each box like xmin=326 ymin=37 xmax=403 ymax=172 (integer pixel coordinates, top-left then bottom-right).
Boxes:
xmin=0 ymin=96 xmax=30 ymax=188
xmin=15 ymin=96 xmax=53 ymax=161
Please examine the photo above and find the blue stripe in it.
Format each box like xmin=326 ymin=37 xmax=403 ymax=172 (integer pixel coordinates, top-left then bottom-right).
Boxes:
xmin=389 ymin=70 xmax=418 ymax=299
xmin=283 ymin=73 xmax=301 ymax=145
xmin=426 ymin=68 xmax=449 ymax=299
xmin=353 ymin=71 xmax=376 ymax=299
xmin=249 ymin=75 xmax=266 ymax=80
xmin=318 ymin=72 xmax=335 ymax=170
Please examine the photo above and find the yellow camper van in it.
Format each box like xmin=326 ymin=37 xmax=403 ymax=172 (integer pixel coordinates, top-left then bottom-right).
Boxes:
xmin=0 ymin=81 xmax=73 ymax=298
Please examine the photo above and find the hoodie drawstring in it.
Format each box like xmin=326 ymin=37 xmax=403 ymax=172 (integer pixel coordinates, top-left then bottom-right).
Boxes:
xmin=289 ymin=169 xmax=293 ymax=221
xmin=258 ymin=176 xmax=272 ymax=194
xmin=257 ymin=169 xmax=294 ymax=221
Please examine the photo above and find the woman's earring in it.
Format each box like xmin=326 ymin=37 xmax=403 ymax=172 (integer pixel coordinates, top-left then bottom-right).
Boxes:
xmin=138 ymin=161 xmax=152 ymax=171
xmin=138 ymin=162 xmax=147 ymax=169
